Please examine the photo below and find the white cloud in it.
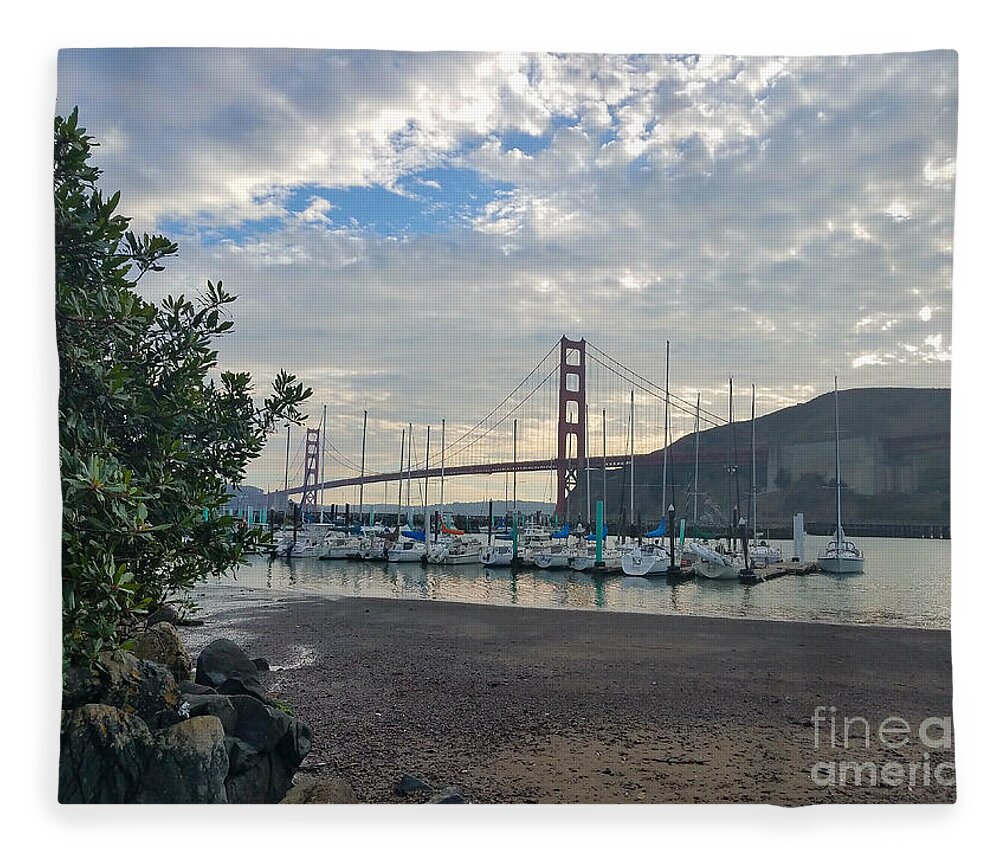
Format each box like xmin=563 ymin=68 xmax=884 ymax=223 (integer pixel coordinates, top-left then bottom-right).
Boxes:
xmin=56 ymin=49 xmax=956 ymax=494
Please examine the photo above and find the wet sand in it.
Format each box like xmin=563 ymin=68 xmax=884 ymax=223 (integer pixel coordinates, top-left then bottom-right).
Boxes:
xmin=179 ymin=589 xmax=955 ymax=804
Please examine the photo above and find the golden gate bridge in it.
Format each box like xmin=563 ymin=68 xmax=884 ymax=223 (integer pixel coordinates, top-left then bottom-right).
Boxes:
xmin=271 ymin=336 xmax=762 ymax=523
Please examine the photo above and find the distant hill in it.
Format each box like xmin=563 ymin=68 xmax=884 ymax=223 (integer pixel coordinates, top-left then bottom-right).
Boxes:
xmin=566 ymin=387 xmax=950 ymax=528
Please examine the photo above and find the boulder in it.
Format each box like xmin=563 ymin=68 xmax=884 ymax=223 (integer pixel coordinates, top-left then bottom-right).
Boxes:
xmin=183 ymin=694 xmax=238 ymax=735
xmin=138 ymin=716 xmax=229 ymax=803
xmin=281 ymin=776 xmax=358 ymax=804
xmin=59 ymin=704 xmax=153 ymax=803
xmin=430 ymin=785 xmax=468 ymax=804
xmin=252 ymin=657 xmax=270 ymax=672
xmin=222 ymin=694 xmax=313 ymax=803
xmin=94 ymin=651 xmax=183 ymax=729
xmin=146 ymin=605 xmax=181 ymax=626
xmin=394 ymin=773 xmax=435 ymax=796
xmin=133 ymin=622 xmax=193 ymax=682
xmin=179 ymin=680 xmax=216 ymax=696
xmin=196 ymin=639 xmax=267 ymax=701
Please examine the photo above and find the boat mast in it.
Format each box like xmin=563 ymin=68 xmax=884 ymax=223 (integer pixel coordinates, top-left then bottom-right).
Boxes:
xmin=320 ymin=405 xmax=327 ymax=515
xmin=512 ymin=418 xmax=518 ymax=525
xmin=834 ymin=376 xmax=843 ymax=547
xmin=602 ymin=408 xmax=608 ymax=510
xmin=727 ymin=377 xmax=735 ymax=552
xmin=423 ymin=425 xmax=430 ymax=547
xmin=585 ymin=401 xmax=591 ymax=527
xmin=283 ymin=422 xmax=291 ymax=494
xmin=396 ymin=427 xmax=405 ymax=530
xmin=359 ymin=408 xmax=368 ymax=523
xmin=693 ymin=393 xmax=701 ymax=525
xmin=750 ymin=385 xmax=757 ymax=542
xmin=629 ymin=388 xmax=635 ymax=527
xmin=406 ymin=422 xmax=413 ymax=524
xmin=660 ymin=341 xmax=669 ymax=522
xmin=440 ymin=418 xmax=445 ymax=511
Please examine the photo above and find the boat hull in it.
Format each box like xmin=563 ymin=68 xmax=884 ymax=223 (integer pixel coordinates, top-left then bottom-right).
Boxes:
xmin=816 ymin=555 xmax=864 ymax=574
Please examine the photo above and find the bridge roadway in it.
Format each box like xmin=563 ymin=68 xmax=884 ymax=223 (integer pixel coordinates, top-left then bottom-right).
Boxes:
xmin=285 ymin=446 xmax=764 ymax=496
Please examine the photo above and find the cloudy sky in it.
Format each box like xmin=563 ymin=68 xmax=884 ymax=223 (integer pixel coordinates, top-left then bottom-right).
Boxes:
xmin=56 ymin=49 xmax=956 ymax=502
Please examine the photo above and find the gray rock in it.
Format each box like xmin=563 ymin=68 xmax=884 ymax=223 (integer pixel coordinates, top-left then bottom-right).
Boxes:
xmin=179 ymin=680 xmax=216 ymax=696
xmin=196 ymin=639 xmax=267 ymax=701
xmin=133 ymin=622 xmax=193 ymax=682
xmin=281 ymin=776 xmax=358 ymax=804
xmin=221 ymin=695 xmax=313 ymax=803
xmin=146 ymin=605 xmax=181 ymax=626
xmin=59 ymin=704 xmax=153 ymax=803
xmin=224 ymin=736 xmax=295 ymax=803
xmin=252 ymin=657 xmax=270 ymax=672
xmin=183 ymin=694 xmax=238 ymax=735
xmin=430 ymin=785 xmax=468 ymax=804
xmin=137 ymin=716 xmax=229 ymax=803
xmin=394 ymin=773 xmax=435 ymax=796
xmin=94 ymin=651 xmax=183 ymax=728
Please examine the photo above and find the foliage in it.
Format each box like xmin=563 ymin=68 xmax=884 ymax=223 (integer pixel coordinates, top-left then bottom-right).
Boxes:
xmin=56 ymin=108 xmax=311 ymax=664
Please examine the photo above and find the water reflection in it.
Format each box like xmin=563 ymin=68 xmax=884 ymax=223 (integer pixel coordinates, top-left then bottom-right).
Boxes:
xmin=225 ymin=536 xmax=949 ymax=629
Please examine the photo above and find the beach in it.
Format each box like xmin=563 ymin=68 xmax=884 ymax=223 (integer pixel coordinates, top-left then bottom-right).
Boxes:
xmin=179 ymin=589 xmax=955 ymax=804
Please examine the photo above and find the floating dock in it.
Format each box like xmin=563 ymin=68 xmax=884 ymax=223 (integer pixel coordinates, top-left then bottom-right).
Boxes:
xmin=738 ymin=562 xmax=818 ymax=584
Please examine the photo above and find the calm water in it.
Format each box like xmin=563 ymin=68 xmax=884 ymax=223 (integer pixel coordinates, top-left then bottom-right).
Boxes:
xmin=206 ymin=536 xmax=950 ymax=629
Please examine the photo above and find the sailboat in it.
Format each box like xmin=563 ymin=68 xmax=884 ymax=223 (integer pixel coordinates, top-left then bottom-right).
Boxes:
xmin=623 ymin=342 xmax=679 ymax=577
xmin=747 ymin=384 xmax=783 ymax=567
xmin=693 ymin=379 xmax=742 ymax=580
xmin=817 ymin=378 xmax=865 ymax=574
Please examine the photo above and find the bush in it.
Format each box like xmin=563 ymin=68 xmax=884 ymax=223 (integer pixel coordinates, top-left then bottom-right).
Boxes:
xmin=56 ymin=109 xmax=311 ymax=664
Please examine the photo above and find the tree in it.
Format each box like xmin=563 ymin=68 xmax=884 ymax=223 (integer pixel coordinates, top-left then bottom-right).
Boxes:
xmin=56 ymin=109 xmax=311 ymax=664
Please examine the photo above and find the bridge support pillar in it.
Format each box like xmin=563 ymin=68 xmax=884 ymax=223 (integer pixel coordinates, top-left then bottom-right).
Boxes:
xmin=556 ymin=336 xmax=587 ymax=521
xmin=301 ymin=428 xmax=320 ymax=517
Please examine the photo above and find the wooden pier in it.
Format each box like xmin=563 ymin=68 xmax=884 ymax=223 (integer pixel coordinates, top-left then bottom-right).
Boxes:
xmin=738 ymin=561 xmax=818 ymax=584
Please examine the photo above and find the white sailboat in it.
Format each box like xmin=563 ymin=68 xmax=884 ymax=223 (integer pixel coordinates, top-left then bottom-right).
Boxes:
xmin=817 ymin=377 xmax=864 ymax=574
xmin=747 ymin=383 xmax=783 ymax=567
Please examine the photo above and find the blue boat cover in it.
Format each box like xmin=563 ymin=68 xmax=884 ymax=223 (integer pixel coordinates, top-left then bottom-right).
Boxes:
xmin=550 ymin=523 xmax=571 ymax=539
xmin=401 ymin=529 xmax=425 ymax=541
xmin=645 ymin=518 xmax=667 ymax=538
xmin=585 ymin=524 xmax=609 ymax=541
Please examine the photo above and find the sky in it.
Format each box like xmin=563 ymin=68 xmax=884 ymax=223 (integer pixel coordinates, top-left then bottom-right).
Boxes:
xmin=56 ymin=49 xmax=956 ymax=503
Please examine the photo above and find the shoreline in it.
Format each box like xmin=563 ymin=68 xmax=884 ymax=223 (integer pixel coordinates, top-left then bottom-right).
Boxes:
xmin=196 ymin=573 xmax=952 ymax=633
xmin=178 ymin=589 xmax=955 ymax=804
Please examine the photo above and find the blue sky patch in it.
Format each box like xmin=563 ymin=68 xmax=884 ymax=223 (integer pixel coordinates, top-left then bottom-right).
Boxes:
xmin=287 ymin=166 xmax=513 ymax=237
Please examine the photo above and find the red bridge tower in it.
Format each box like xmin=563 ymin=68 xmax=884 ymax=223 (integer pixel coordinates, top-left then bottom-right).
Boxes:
xmin=556 ymin=336 xmax=587 ymax=520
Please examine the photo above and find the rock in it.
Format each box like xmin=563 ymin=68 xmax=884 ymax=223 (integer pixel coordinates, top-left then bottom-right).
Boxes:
xmin=183 ymin=694 xmax=238 ymax=735
xmin=179 ymin=680 xmax=216 ymax=695
xmin=62 ymin=664 xmax=104 ymax=711
xmin=252 ymin=657 xmax=270 ymax=672
xmin=146 ymin=605 xmax=181 ymax=626
xmin=196 ymin=639 xmax=267 ymax=701
xmin=394 ymin=773 xmax=435 ymax=796
xmin=95 ymin=651 xmax=183 ymax=728
xmin=59 ymin=704 xmax=153 ymax=803
xmin=137 ymin=716 xmax=229 ymax=803
xmin=222 ymin=694 xmax=313 ymax=803
xmin=133 ymin=622 xmax=193 ymax=682
xmin=430 ymin=785 xmax=468 ymax=804
xmin=281 ymin=776 xmax=358 ymax=804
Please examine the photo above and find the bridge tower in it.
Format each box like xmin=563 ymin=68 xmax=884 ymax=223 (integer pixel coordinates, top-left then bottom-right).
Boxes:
xmin=301 ymin=427 xmax=320 ymax=517
xmin=556 ymin=336 xmax=587 ymax=520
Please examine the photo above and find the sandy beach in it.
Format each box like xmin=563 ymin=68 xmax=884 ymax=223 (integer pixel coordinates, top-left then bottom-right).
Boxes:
xmin=179 ymin=589 xmax=955 ymax=804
